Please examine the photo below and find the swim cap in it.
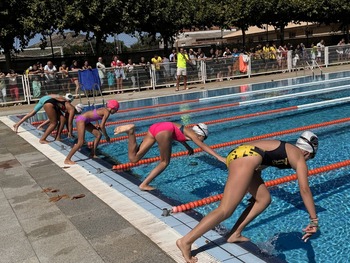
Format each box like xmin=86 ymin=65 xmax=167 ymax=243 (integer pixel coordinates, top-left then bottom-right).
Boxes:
xmin=296 ymin=131 xmax=318 ymax=158
xmin=107 ymin=100 xmax=119 ymax=111
xmin=192 ymin=123 xmax=208 ymax=140
xmin=65 ymin=93 xmax=74 ymax=102
xmin=75 ymin=103 xmax=84 ymax=113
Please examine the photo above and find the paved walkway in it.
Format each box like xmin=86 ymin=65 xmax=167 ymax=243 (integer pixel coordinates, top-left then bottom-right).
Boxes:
xmin=0 ymin=65 xmax=348 ymax=263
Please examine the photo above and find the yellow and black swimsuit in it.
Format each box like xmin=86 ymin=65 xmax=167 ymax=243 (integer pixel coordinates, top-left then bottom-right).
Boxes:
xmin=226 ymin=141 xmax=291 ymax=169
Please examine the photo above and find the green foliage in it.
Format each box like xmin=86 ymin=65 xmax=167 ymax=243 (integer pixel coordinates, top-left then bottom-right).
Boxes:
xmin=1 ymin=0 xmax=350 ymax=70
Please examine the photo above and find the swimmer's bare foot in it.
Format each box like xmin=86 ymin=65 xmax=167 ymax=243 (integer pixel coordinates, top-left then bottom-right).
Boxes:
xmin=90 ymin=154 xmax=99 ymax=159
xmin=114 ymin=124 xmax=135 ymax=135
xmin=139 ymin=184 xmax=156 ymax=191
xmin=13 ymin=124 xmax=18 ymax=133
xmin=64 ymin=159 xmax=76 ymax=165
xmin=176 ymin=238 xmax=198 ymax=263
xmin=39 ymin=139 xmax=50 ymax=144
xmin=226 ymin=233 xmax=250 ymax=243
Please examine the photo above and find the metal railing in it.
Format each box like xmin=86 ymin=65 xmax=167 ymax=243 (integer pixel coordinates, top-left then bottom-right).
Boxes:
xmin=1 ymin=44 xmax=350 ymax=107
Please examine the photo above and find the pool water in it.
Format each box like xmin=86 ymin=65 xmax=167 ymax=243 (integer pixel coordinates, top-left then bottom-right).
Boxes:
xmin=72 ymin=71 xmax=350 ymax=263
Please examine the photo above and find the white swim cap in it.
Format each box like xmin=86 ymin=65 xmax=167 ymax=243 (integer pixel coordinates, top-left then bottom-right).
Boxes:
xmin=192 ymin=123 xmax=208 ymax=140
xmin=75 ymin=103 xmax=84 ymax=113
xmin=296 ymin=131 xmax=318 ymax=158
xmin=65 ymin=93 xmax=74 ymax=102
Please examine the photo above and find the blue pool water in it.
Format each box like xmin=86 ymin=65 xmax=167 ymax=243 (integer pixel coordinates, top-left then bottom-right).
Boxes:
xmin=70 ymin=72 xmax=350 ymax=263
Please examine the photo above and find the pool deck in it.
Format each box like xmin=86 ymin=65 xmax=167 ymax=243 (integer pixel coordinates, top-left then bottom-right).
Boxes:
xmin=0 ymin=65 xmax=348 ymax=263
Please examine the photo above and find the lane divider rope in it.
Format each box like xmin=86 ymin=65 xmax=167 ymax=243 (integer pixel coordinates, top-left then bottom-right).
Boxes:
xmin=112 ymin=116 xmax=350 ymax=170
xmin=169 ymin=159 xmax=350 ymax=214
xmin=88 ymin=106 xmax=298 ymax=147
xmin=88 ymin=95 xmax=350 ymax=147
xmin=30 ymin=98 xmax=200 ymax=125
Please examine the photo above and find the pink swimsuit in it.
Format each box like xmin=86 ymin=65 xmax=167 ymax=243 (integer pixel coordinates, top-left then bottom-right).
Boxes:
xmin=76 ymin=109 xmax=102 ymax=124
xmin=149 ymin=122 xmax=186 ymax=142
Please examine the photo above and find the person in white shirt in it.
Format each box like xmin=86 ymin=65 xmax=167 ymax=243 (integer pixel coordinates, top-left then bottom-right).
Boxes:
xmin=44 ymin=61 xmax=57 ymax=82
xmin=96 ymin=57 xmax=106 ymax=86
xmin=316 ymin=40 xmax=325 ymax=63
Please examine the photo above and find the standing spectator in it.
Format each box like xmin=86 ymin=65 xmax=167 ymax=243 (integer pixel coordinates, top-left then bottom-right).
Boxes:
xmin=214 ymin=48 xmax=224 ymax=81
xmin=70 ymin=60 xmax=81 ymax=97
xmin=29 ymin=64 xmax=43 ymax=98
xmin=188 ymin=49 xmax=197 ymax=78
xmin=6 ymin=69 xmax=20 ymax=103
xmin=336 ymin=39 xmax=345 ymax=62
xmin=138 ymin=56 xmax=151 ymax=88
xmin=316 ymin=40 xmax=325 ymax=64
xmin=59 ymin=61 xmax=70 ymax=93
xmin=169 ymin=49 xmax=177 ymax=80
xmin=96 ymin=57 xmax=106 ymax=86
xmin=106 ymin=68 xmax=115 ymax=91
xmin=111 ymin=55 xmax=125 ymax=93
xmin=310 ymin=43 xmax=317 ymax=67
xmin=175 ymin=40 xmax=191 ymax=91
xmin=269 ymin=43 xmax=277 ymax=69
xmin=276 ymin=45 xmax=285 ymax=70
xmin=126 ymin=58 xmax=136 ymax=90
xmin=151 ymin=54 xmax=163 ymax=84
xmin=162 ymin=56 xmax=170 ymax=82
xmin=197 ymin=51 xmax=207 ymax=80
xmin=0 ymin=70 xmax=6 ymax=106
xmin=44 ymin=61 xmax=58 ymax=91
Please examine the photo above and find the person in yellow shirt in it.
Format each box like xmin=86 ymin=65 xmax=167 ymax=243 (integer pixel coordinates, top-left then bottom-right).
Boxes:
xmin=175 ymin=40 xmax=191 ymax=91
xmin=151 ymin=54 xmax=163 ymax=84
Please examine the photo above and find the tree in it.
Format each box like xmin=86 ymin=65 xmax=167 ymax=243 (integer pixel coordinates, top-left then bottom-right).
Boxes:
xmin=62 ymin=0 xmax=133 ymax=56
xmin=132 ymin=0 xmax=197 ymax=52
xmin=0 ymin=0 xmax=35 ymax=71
xmin=254 ymin=0 xmax=296 ymax=46
xmin=215 ymin=0 xmax=258 ymax=48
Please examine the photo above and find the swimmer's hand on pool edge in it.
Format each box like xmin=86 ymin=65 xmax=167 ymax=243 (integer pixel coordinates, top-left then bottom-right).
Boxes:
xmin=302 ymin=220 xmax=319 ymax=242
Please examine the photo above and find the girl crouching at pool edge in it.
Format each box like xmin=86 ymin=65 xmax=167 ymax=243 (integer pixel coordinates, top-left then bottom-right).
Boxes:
xmin=64 ymin=100 xmax=119 ymax=165
xmin=114 ymin=122 xmax=226 ymax=191
xmin=176 ymin=131 xmax=319 ymax=263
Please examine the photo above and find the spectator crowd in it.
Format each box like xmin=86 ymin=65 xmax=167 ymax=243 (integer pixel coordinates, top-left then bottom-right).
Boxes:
xmin=1 ymin=38 xmax=350 ymax=107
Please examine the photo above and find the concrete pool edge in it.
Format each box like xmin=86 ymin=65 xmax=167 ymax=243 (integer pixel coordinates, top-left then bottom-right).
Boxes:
xmin=1 ymin=116 xmax=271 ymax=263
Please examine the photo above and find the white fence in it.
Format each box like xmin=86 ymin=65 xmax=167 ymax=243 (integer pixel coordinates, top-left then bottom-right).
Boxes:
xmin=1 ymin=44 xmax=350 ymax=107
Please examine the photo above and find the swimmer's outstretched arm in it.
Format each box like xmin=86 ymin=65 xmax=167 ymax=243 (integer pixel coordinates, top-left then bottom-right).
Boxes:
xmin=13 ymin=110 xmax=36 ymax=132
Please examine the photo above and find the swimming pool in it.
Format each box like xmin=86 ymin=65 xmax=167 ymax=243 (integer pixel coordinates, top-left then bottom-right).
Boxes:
xmin=27 ymin=71 xmax=350 ymax=262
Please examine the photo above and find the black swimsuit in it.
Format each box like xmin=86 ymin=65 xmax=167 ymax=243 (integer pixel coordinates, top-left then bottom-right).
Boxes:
xmin=44 ymin=99 xmax=66 ymax=114
xmin=226 ymin=141 xmax=292 ymax=169
xmin=260 ymin=141 xmax=291 ymax=169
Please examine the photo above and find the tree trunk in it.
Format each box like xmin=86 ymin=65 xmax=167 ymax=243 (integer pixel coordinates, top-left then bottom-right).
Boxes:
xmin=242 ymin=29 xmax=246 ymax=49
xmin=279 ymin=26 xmax=285 ymax=46
xmin=163 ymin=35 xmax=169 ymax=54
xmin=3 ymin=41 xmax=13 ymax=72
xmin=95 ymin=35 xmax=102 ymax=56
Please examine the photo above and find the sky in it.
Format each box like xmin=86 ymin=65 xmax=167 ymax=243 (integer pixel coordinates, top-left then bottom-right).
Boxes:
xmin=27 ymin=32 xmax=138 ymax=48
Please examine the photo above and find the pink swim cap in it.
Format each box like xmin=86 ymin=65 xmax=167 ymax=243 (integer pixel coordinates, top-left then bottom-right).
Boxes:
xmin=107 ymin=100 xmax=119 ymax=111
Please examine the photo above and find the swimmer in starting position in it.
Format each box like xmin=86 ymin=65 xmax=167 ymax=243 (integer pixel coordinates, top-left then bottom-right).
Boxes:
xmin=114 ymin=122 xmax=226 ymax=191
xmin=64 ymin=100 xmax=119 ymax=164
xmin=176 ymin=131 xmax=319 ymax=263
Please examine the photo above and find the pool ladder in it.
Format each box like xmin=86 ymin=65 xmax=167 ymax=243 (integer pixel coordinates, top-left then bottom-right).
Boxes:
xmin=305 ymin=60 xmax=324 ymax=79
